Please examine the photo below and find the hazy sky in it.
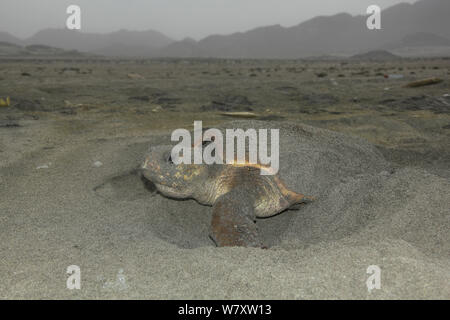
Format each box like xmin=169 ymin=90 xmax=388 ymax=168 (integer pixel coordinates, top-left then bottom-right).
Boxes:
xmin=0 ymin=0 xmax=418 ymax=40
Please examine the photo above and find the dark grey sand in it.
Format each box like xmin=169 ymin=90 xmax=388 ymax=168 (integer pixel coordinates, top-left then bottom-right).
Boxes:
xmin=0 ymin=120 xmax=449 ymax=299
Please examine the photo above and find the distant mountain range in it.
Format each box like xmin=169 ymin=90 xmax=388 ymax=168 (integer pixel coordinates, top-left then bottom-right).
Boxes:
xmin=0 ymin=29 xmax=173 ymax=57
xmin=0 ymin=41 xmax=91 ymax=58
xmin=157 ymin=0 xmax=450 ymax=58
xmin=1 ymin=0 xmax=449 ymax=58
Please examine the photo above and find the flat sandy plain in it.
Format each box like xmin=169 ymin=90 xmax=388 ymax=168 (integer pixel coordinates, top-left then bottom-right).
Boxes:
xmin=0 ymin=57 xmax=449 ymax=299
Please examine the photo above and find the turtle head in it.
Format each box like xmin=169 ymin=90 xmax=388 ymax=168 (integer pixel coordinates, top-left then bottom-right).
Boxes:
xmin=141 ymin=145 xmax=206 ymax=199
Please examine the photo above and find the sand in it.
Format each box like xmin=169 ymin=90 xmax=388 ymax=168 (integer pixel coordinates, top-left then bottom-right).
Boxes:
xmin=0 ymin=119 xmax=448 ymax=299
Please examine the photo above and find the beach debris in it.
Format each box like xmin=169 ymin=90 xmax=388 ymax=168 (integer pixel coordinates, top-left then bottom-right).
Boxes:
xmin=127 ymin=73 xmax=145 ymax=80
xmin=0 ymin=97 xmax=10 ymax=107
xmin=36 ymin=163 xmax=51 ymax=170
xmin=93 ymin=161 xmax=103 ymax=168
xmin=219 ymin=111 xmax=258 ymax=118
xmin=384 ymin=74 xmax=404 ymax=79
xmin=404 ymin=78 xmax=443 ymax=88
xmin=152 ymin=105 xmax=163 ymax=112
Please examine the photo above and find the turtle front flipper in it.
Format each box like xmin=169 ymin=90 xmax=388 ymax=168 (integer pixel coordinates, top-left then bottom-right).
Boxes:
xmin=210 ymin=189 xmax=264 ymax=248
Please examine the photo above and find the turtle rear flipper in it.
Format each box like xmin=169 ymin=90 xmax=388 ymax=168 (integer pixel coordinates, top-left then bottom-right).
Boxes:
xmin=210 ymin=189 xmax=264 ymax=248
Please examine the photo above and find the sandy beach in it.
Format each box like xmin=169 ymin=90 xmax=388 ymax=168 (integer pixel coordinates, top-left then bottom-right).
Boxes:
xmin=0 ymin=59 xmax=449 ymax=299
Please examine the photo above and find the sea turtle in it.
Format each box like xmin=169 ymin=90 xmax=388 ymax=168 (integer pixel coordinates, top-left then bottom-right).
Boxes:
xmin=141 ymin=144 xmax=314 ymax=248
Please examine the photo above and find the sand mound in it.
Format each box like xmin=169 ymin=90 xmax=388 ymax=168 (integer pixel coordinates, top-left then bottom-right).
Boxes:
xmin=1 ymin=121 xmax=448 ymax=299
xmin=93 ymin=121 xmax=393 ymax=249
xmin=97 ymin=121 xmax=448 ymax=256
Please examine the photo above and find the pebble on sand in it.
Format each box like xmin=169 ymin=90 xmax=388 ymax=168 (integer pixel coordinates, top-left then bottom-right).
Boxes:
xmin=127 ymin=73 xmax=145 ymax=80
xmin=93 ymin=161 xmax=103 ymax=168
